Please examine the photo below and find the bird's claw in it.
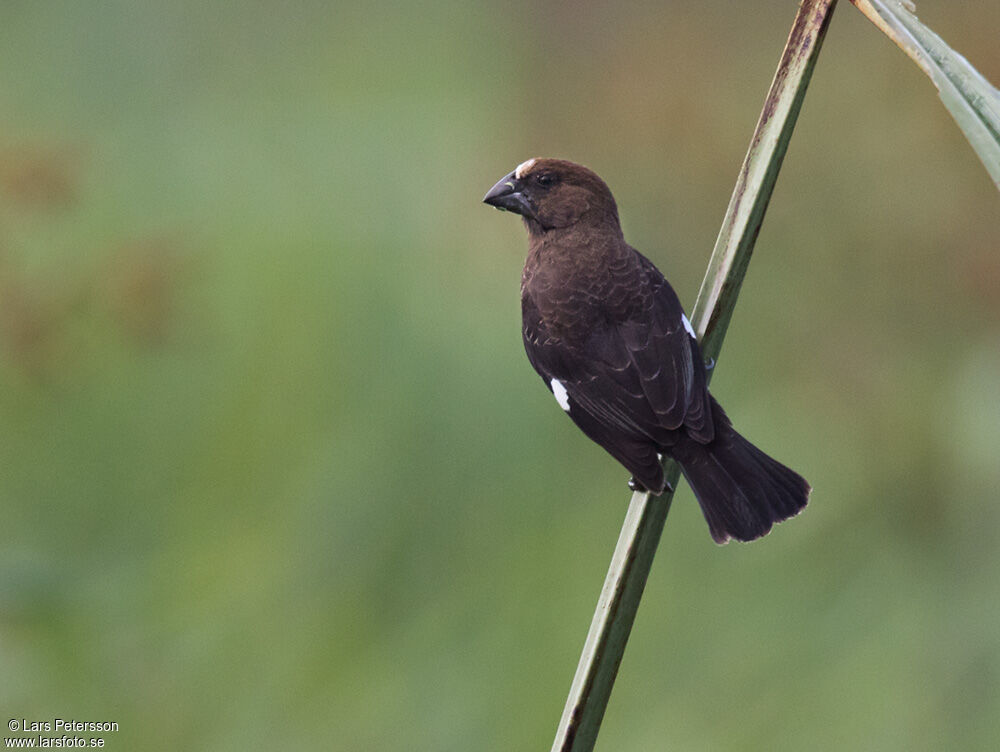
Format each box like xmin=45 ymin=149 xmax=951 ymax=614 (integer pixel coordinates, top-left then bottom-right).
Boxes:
xmin=628 ymin=477 xmax=675 ymax=495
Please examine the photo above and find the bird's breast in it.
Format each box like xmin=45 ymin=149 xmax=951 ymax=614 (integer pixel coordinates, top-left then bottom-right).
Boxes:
xmin=522 ymin=239 xmax=647 ymax=346
xmin=523 ymin=267 xmax=617 ymax=347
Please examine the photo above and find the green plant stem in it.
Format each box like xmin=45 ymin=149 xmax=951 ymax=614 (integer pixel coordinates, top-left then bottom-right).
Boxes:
xmin=550 ymin=2 xmax=838 ymax=750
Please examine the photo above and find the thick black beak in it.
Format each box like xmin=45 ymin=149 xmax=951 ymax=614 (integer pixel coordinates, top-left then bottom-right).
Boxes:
xmin=483 ymin=170 xmax=535 ymax=219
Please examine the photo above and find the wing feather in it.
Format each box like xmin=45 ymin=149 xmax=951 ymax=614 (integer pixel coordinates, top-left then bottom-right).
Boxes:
xmin=521 ymin=248 xmax=714 ymax=455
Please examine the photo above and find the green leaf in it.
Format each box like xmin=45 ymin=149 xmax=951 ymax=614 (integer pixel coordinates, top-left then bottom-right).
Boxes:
xmin=852 ymin=0 xmax=1000 ymax=190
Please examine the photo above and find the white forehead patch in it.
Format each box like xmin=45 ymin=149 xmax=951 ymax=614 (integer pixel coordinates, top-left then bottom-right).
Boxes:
xmin=515 ymin=158 xmax=537 ymax=179
xmin=551 ymin=379 xmax=571 ymax=411
xmin=681 ymin=313 xmax=697 ymax=339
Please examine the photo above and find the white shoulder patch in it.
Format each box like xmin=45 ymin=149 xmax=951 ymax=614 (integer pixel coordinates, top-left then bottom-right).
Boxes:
xmin=515 ymin=158 xmax=537 ymax=179
xmin=681 ymin=313 xmax=697 ymax=339
xmin=550 ymin=379 xmax=571 ymax=411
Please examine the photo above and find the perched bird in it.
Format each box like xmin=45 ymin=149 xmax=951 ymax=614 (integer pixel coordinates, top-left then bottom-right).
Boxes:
xmin=483 ymin=158 xmax=809 ymax=543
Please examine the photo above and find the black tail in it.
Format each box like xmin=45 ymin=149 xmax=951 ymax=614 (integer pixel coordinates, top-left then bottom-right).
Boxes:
xmin=672 ymin=402 xmax=810 ymax=544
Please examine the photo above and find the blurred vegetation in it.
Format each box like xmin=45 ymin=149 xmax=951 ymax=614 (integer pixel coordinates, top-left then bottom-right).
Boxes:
xmin=1 ymin=1 xmax=998 ymax=749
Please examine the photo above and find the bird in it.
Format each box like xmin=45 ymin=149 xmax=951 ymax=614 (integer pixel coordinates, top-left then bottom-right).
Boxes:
xmin=483 ymin=158 xmax=809 ymax=543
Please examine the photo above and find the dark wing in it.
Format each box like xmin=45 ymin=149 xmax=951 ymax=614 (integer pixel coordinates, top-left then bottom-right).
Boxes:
xmin=633 ymin=250 xmax=712 ymax=442
xmin=521 ymin=249 xmax=713 ymax=451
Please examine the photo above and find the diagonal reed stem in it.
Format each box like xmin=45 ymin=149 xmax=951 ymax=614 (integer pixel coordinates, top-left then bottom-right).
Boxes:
xmin=550 ymin=2 xmax=838 ymax=750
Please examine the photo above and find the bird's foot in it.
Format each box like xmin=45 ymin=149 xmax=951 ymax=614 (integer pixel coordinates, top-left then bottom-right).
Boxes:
xmin=628 ymin=477 xmax=675 ymax=495
xmin=628 ymin=477 xmax=647 ymax=493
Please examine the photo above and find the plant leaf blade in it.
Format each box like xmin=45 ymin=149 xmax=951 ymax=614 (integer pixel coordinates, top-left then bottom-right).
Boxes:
xmin=851 ymin=0 xmax=1000 ymax=189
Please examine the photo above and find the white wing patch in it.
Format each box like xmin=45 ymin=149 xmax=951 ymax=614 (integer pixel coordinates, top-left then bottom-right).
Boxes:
xmin=515 ymin=158 xmax=537 ymax=179
xmin=681 ymin=313 xmax=697 ymax=339
xmin=551 ymin=379 xmax=571 ymax=411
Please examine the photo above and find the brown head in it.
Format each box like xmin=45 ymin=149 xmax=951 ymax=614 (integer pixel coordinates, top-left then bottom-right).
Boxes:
xmin=482 ymin=158 xmax=620 ymax=236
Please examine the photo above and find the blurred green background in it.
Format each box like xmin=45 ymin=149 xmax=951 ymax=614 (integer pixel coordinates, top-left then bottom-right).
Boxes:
xmin=2 ymin=1 xmax=999 ymax=749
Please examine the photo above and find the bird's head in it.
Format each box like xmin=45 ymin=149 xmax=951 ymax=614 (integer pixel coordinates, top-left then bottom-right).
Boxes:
xmin=482 ymin=158 xmax=619 ymax=236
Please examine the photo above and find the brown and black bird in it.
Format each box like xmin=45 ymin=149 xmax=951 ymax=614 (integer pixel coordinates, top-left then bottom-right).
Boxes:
xmin=483 ymin=158 xmax=809 ymax=543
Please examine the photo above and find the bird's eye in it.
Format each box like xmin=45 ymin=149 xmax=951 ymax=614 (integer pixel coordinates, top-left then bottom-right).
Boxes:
xmin=535 ymin=173 xmax=556 ymax=187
